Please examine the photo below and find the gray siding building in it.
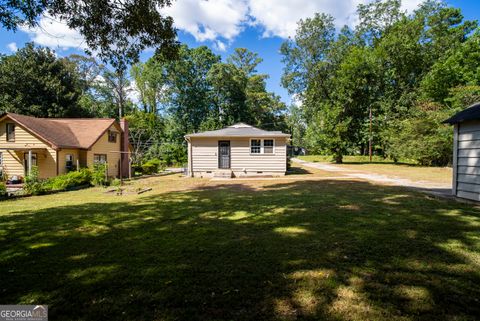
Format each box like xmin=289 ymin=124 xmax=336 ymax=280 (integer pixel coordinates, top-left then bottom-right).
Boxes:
xmin=445 ymin=103 xmax=480 ymax=201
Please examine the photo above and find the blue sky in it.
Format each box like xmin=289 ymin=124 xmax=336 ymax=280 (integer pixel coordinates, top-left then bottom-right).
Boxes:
xmin=0 ymin=0 xmax=478 ymax=105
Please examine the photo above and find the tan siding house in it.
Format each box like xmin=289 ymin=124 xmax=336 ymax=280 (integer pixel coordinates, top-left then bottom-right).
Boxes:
xmin=0 ymin=113 xmax=130 ymax=180
xmin=185 ymin=123 xmax=290 ymax=178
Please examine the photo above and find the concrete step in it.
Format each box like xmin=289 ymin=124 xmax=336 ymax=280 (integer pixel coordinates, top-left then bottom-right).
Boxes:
xmin=213 ymin=170 xmax=233 ymax=178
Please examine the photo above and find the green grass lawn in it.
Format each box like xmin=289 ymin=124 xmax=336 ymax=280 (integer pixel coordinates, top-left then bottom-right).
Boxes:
xmin=1 ymin=174 xmax=479 ymax=320
xmin=298 ymin=155 xmax=452 ymax=185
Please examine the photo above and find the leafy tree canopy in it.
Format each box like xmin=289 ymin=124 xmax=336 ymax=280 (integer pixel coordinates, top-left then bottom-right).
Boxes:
xmin=281 ymin=0 xmax=479 ymax=165
xmin=0 ymin=43 xmax=86 ymax=117
xmin=0 ymin=0 xmax=179 ymax=69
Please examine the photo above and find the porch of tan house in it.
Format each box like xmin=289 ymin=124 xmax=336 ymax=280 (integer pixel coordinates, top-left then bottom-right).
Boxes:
xmin=0 ymin=147 xmax=53 ymax=189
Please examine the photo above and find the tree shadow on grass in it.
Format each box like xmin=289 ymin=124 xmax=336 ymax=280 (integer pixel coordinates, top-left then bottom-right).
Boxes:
xmin=0 ymin=180 xmax=479 ymax=321
xmin=286 ymin=166 xmax=313 ymax=175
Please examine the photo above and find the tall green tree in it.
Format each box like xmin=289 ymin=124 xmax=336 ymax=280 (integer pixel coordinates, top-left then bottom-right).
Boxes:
xmin=0 ymin=0 xmax=178 ymax=68
xmin=281 ymin=0 xmax=478 ymax=165
xmin=227 ymin=48 xmax=262 ymax=76
xmin=207 ymin=62 xmax=248 ymax=127
xmin=0 ymin=43 xmax=86 ymax=117
xmin=420 ymin=31 xmax=480 ymax=104
xmin=161 ymin=45 xmax=221 ymax=139
xmin=131 ymin=60 xmax=166 ymax=114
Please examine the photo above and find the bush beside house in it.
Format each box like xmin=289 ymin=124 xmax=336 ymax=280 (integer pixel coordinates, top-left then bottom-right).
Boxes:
xmin=4 ymin=159 xmax=168 ymax=199
xmin=23 ymin=165 xmax=106 ymax=196
xmin=0 ymin=182 xmax=6 ymax=197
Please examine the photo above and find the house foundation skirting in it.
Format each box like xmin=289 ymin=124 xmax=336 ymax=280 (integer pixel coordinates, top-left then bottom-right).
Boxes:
xmin=192 ymin=170 xmax=286 ymax=178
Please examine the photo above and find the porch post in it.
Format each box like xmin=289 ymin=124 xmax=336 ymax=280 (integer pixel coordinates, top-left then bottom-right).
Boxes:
xmin=28 ymin=150 xmax=32 ymax=176
xmin=129 ymin=156 xmax=132 ymax=179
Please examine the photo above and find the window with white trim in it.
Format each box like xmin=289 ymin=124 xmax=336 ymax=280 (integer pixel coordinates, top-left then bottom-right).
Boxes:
xmin=250 ymin=139 xmax=261 ymax=154
xmin=0 ymin=152 xmax=3 ymax=165
xmin=94 ymin=154 xmax=107 ymax=164
xmin=250 ymin=139 xmax=275 ymax=154
xmin=263 ymin=139 xmax=274 ymax=154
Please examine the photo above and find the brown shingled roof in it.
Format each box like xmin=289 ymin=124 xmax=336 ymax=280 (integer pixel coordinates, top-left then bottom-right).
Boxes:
xmin=0 ymin=113 xmax=120 ymax=150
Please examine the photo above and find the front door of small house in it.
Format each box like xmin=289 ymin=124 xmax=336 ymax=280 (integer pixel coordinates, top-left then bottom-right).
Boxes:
xmin=218 ymin=141 xmax=231 ymax=169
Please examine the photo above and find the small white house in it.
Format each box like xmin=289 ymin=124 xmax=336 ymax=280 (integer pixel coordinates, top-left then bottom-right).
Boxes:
xmin=184 ymin=123 xmax=290 ymax=178
xmin=445 ymin=102 xmax=480 ymax=201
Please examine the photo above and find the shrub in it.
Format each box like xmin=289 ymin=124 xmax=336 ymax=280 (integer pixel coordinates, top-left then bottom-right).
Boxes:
xmin=24 ymin=166 xmax=47 ymax=195
xmin=0 ymin=182 xmax=6 ymax=197
xmin=110 ymin=178 xmax=122 ymax=187
xmin=91 ymin=163 xmax=108 ymax=186
xmin=132 ymin=163 xmax=143 ymax=175
xmin=141 ymin=158 xmax=165 ymax=175
xmin=24 ymin=167 xmax=93 ymax=195
xmin=146 ymin=143 xmax=187 ymax=166
xmin=141 ymin=163 xmax=156 ymax=175
xmin=386 ymin=108 xmax=453 ymax=166
xmin=45 ymin=169 xmax=92 ymax=191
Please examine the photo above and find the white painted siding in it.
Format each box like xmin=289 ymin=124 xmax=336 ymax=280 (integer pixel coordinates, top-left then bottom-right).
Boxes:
xmin=191 ymin=138 xmax=218 ymax=171
xmin=230 ymin=138 xmax=287 ymax=172
xmin=190 ymin=136 xmax=287 ymax=176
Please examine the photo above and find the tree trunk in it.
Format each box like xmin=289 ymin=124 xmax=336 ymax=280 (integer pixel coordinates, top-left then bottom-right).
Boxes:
xmin=334 ymin=151 xmax=343 ymax=164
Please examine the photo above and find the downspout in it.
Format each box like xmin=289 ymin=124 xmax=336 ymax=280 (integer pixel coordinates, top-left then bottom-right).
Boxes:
xmin=28 ymin=150 xmax=32 ymax=176
xmin=55 ymin=146 xmax=60 ymax=176
xmin=184 ymin=136 xmax=193 ymax=177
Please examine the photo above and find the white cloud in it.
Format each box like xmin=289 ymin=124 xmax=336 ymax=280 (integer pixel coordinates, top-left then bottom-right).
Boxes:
xmin=16 ymin=0 xmax=425 ymax=53
xmin=214 ymin=40 xmax=227 ymax=52
xmin=127 ymin=79 xmax=141 ymax=103
xmin=401 ymin=0 xmax=424 ymax=13
xmin=248 ymin=0 xmax=367 ymax=38
xmin=291 ymin=94 xmax=303 ymax=108
xmin=7 ymin=42 xmax=17 ymax=52
xmin=164 ymin=0 xmax=425 ymax=46
xmin=161 ymin=0 xmax=249 ymax=42
xmin=20 ymin=15 xmax=86 ymax=50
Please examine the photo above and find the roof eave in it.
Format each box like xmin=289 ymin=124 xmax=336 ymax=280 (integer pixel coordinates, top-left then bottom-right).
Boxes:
xmin=85 ymin=119 xmax=118 ymax=149
xmin=1 ymin=113 xmax=60 ymax=150
xmin=185 ymin=134 xmax=291 ymax=138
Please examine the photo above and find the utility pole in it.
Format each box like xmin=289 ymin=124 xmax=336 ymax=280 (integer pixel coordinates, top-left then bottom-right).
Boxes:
xmin=369 ymin=106 xmax=372 ymax=162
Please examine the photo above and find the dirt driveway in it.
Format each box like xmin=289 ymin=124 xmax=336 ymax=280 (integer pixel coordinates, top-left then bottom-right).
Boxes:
xmin=292 ymin=158 xmax=452 ymax=198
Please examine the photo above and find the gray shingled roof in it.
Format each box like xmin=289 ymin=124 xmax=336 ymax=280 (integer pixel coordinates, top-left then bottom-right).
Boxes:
xmin=185 ymin=123 xmax=290 ymax=138
xmin=443 ymin=102 xmax=480 ymax=124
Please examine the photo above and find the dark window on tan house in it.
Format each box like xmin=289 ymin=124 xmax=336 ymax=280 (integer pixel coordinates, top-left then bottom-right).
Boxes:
xmin=0 ymin=152 xmax=3 ymax=165
xmin=6 ymin=123 xmax=15 ymax=142
xmin=108 ymin=130 xmax=117 ymax=143
xmin=66 ymin=154 xmax=74 ymax=172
